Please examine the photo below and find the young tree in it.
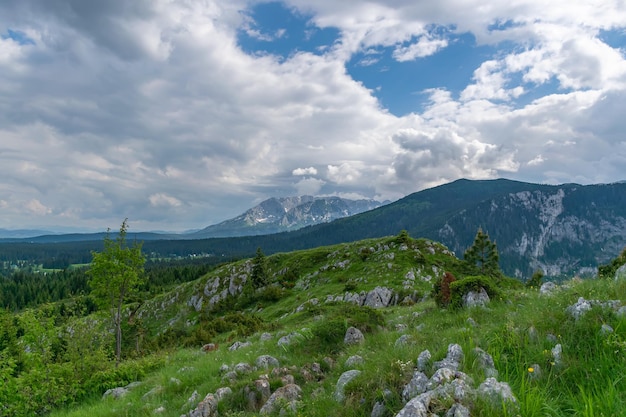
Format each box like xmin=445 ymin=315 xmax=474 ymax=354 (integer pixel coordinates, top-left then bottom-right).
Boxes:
xmin=251 ymin=247 xmax=269 ymax=289
xmin=464 ymin=228 xmax=501 ymax=277
xmin=88 ymin=219 xmax=145 ymax=366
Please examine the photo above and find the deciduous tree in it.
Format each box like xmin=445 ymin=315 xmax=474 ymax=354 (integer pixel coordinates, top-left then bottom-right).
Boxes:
xmin=88 ymin=219 xmax=145 ymax=366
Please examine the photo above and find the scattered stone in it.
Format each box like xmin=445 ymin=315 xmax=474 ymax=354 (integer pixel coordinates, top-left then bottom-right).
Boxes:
xmin=615 ymin=264 xmax=626 ymax=280
xmin=478 ymin=378 xmax=517 ymax=404
xmin=462 ymin=287 xmax=490 ymax=308
xmin=396 ymin=323 xmax=408 ymax=332
xmin=402 ymin=371 xmax=428 ymax=402
xmin=245 ymin=379 xmax=271 ymax=410
xmin=259 ymin=384 xmax=302 ymax=415
xmin=221 ymin=371 xmax=237 ymax=382
xmin=446 ymin=403 xmax=470 ymax=417
xmin=433 ymin=344 xmax=463 ymax=371
xmin=601 ymin=324 xmax=614 ymax=335
xmin=466 ymin=317 xmax=478 ymax=327
xmin=617 ymin=306 xmax=626 ymax=318
xmin=234 ymin=362 xmax=253 ymax=375
xmin=427 ymin=368 xmax=456 ymax=390
xmin=260 ymin=332 xmax=273 ymax=341
xmin=188 ymin=393 xmax=218 ymax=417
xmin=473 ymin=347 xmax=498 ymax=378
xmin=363 ymin=286 xmax=394 ymax=308
xmin=202 ymin=343 xmax=218 ymax=352
xmin=416 ymin=350 xmax=431 ymax=372
xmin=255 ymin=355 xmax=280 ymax=369
xmin=345 ymin=355 xmax=364 ymax=367
xmin=153 ymin=406 xmax=166 ymax=413
xmin=344 ymin=326 xmax=365 ymax=345
xmin=282 ymin=374 xmax=295 ymax=385
xmin=277 ymin=332 xmax=302 ymax=347
xmin=540 ymin=281 xmax=558 ymax=295
xmin=335 ymin=370 xmax=362 ymax=402
xmin=395 ymin=334 xmax=412 ymax=348
xmin=371 ymin=401 xmax=387 ymax=417
xmin=395 ymin=394 xmax=429 ymax=417
xmin=551 ymin=344 xmax=563 ymax=367
xmin=102 ymin=387 xmax=129 ymax=400
xmin=527 ymin=326 xmax=538 ymax=341
xmin=323 ymin=356 xmax=336 ymax=369
xmin=228 ymin=341 xmax=251 ymax=351
xmin=215 ymin=387 xmax=232 ymax=401
xmin=186 ymin=390 xmax=199 ymax=405
xmin=219 ymin=364 xmax=230 ymax=374
xmin=566 ymin=297 xmax=592 ymax=320
xmin=170 ymin=377 xmax=181 ymax=386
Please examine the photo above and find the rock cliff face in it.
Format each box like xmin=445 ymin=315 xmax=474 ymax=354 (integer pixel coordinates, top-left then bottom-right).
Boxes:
xmin=438 ymin=183 xmax=626 ymax=278
xmin=192 ymin=196 xmax=385 ymax=238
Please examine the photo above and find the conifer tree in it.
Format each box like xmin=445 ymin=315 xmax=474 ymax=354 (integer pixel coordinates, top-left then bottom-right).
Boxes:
xmin=464 ymin=228 xmax=501 ymax=277
xmin=251 ymin=247 xmax=269 ymax=288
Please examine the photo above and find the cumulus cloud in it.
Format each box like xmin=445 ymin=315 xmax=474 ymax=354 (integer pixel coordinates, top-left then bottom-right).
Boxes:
xmin=149 ymin=193 xmax=183 ymax=208
xmin=292 ymin=167 xmax=318 ymax=176
xmin=294 ymin=177 xmax=326 ymax=195
xmin=0 ymin=0 xmax=625 ymax=230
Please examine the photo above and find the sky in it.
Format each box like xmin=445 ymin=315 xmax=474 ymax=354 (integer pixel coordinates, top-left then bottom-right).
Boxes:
xmin=1 ymin=0 xmax=626 ymax=232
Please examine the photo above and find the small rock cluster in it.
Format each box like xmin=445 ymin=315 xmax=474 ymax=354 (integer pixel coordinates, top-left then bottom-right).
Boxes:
xmin=387 ymin=344 xmax=515 ymax=417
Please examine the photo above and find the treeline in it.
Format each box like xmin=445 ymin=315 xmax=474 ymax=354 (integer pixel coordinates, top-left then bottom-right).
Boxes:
xmin=0 ymin=258 xmax=223 ymax=312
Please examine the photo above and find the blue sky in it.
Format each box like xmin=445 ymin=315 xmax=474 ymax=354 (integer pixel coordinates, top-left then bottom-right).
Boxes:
xmin=1 ymin=0 xmax=625 ymax=231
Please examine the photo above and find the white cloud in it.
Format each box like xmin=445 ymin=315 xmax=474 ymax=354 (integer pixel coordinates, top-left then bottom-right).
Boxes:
xmin=294 ymin=177 xmax=326 ymax=195
xmin=393 ymin=36 xmax=448 ymax=61
xmin=0 ymin=0 xmax=625 ymax=230
xmin=293 ymin=167 xmax=318 ymax=176
xmin=25 ymin=199 xmax=52 ymax=215
xmin=149 ymin=193 xmax=183 ymax=208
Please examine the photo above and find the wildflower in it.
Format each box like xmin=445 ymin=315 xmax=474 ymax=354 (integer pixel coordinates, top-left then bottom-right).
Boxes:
xmin=528 ymin=367 xmax=534 ymax=373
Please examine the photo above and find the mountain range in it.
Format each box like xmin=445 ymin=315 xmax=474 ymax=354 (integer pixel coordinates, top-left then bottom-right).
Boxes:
xmin=188 ymin=196 xmax=386 ymax=238
xmin=1 ymin=178 xmax=625 ymax=278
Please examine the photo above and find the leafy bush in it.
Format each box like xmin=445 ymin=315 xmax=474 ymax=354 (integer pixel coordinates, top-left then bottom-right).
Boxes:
xmin=526 ymin=269 xmax=544 ymax=288
xmin=448 ymin=275 xmax=501 ymax=309
xmin=598 ymin=246 xmax=626 ymax=279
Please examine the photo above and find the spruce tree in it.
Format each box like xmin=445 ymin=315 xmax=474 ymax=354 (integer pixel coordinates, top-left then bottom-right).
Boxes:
xmin=251 ymin=247 xmax=269 ymax=288
xmin=463 ymin=228 xmax=501 ymax=277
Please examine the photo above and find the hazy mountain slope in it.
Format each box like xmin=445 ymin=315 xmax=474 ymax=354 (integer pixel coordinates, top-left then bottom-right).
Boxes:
xmin=438 ymin=182 xmax=626 ymax=277
xmin=280 ymin=179 xmax=626 ymax=278
xmin=189 ymin=196 xmax=384 ymax=238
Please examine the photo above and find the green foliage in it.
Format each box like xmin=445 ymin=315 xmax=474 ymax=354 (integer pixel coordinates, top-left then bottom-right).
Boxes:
xmin=448 ymin=275 xmax=501 ymax=310
xmin=598 ymin=246 xmax=626 ymax=279
xmin=88 ymin=219 xmax=146 ymax=366
xmin=395 ymin=229 xmax=411 ymax=245
xmin=463 ymin=228 xmax=502 ymax=277
xmin=526 ymin=269 xmax=544 ymax=288
xmin=251 ymin=247 xmax=269 ymax=288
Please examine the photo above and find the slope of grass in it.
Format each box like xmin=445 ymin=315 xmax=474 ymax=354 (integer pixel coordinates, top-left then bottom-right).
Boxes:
xmin=34 ymin=236 xmax=626 ymax=416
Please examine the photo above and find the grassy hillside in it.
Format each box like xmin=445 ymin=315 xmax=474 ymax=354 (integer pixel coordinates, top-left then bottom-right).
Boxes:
xmin=4 ymin=234 xmax=626 ymax=416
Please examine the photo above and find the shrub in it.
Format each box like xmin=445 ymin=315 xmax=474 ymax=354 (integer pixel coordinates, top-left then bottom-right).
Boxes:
xmin=432 ymin=272 xmax=456 ymax=308
xmin=598 ymin=246 xmax=626 ymax=279
xmin=526 ymin=269 xmax=544 ymax=288
xmin=448 ymin=275 xmax=501 ymax=310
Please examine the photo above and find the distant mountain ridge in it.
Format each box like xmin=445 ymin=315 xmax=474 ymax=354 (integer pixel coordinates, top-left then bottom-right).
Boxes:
xmin=190 ymin=196 xmax=386 ymax=238
xmin=2 ymin=178 xmax=624 ymax=279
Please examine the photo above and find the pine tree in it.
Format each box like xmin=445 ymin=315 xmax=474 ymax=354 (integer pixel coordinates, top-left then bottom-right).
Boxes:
xmin=251 ymin=247 xmax=268 ymax=289
xmin=464 ymin=228 xmax=501 ymax=277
